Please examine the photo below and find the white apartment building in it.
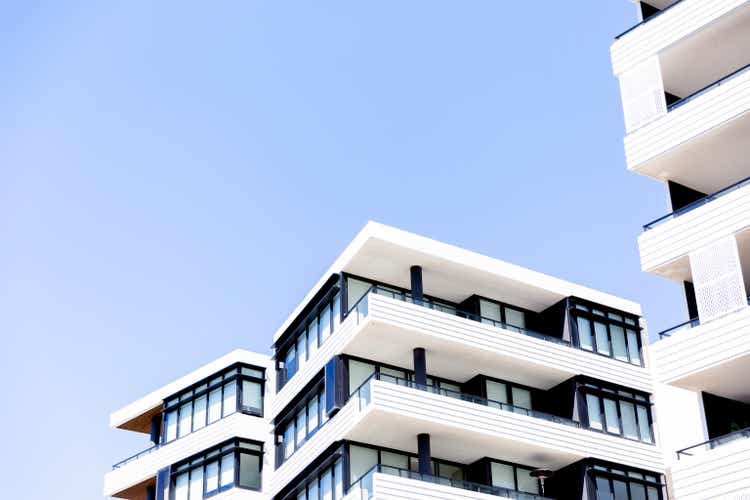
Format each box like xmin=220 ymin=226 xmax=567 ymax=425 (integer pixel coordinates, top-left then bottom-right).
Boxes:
xmin=105 ymin=222 xmax=667 ymax=500
xmin=612 ymin=1 xmax=750 ymax=498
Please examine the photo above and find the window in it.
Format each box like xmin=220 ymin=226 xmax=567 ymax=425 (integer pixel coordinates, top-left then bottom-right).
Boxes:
xmin=478 ymin=297 xmax=527 ymax=331
xmin=571 ymin=302 xmax=642 ymax=365
xmin=347 ymin=277 xmax=371 ymax=311
xmin=589 ymin=464 xmax=662 ymax=500
xmin=489 ymin=460 xmax=539 ymax=494
xmin=277 ymin=290 xmax=342 ymax=389
xmin=348 ymin=360 xmax=375 ymax=395
xmin=484 ymin=378 xmax=533 ymax=412
xmin=292 ymin=458 xmax=344 ymax=500
xmin=277 ymin=382 xmax=326 ymax=464
xmin=349 ymin=445 xmax=378 ymax=484
xmin=162 ymin=364 xmax=265 ymax=444
xmin=170 ymin=439 xmax=263 ymax=499
xmin=582 ymin=382 xmax=654 ymax=444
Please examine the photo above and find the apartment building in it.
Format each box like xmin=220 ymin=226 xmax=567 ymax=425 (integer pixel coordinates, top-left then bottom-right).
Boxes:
xmin=611 ymin=1 xmax=750 ymax=498
xmin=105 ymin=222 xmax=666 ymax=500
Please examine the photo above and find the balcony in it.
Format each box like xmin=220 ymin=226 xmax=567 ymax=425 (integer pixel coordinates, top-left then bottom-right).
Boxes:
xmin=624 ymin=60 xmax=750 ymax=188
xmin=669 ymin=428 xmax=750 ymax=499
xmin=612 ymin=0 xmax=748 ymax=77
xmin=104 ymin=413 xmax=271 ymax=499
xmin=271 ymin=288 xmax=652 ymax=420
xmin=345 ymin=465 xmax=553 ymax=500
xmin=269 ymin=373 xmax=663 ymax=497
xmin=637 ymin=172 xmax=750 ymax=277
xmin=650 ymin=306 xmax=750 ymax=401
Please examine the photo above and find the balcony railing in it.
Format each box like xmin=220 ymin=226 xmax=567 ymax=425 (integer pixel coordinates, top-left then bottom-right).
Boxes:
xmin=677 ymin=427 xmax=750 ymax=459
xmin=112 ymin=443 xmax=159 ymax=469
xmin=643 ymin=174 xmax=750 ymax=231
xmin=347 ymin=285 xmax=569 ymax=345
xmin=657 ymin=297 xmax=750 ymax=340
xmin=614 ymin=0 xmax=686 ymax=39
xmin=350 ymin=371 xmax=580 ymax=429
xmin=347 ymin=464 xmax=554 ymax=500
xmin=667 ymin=62 xmax=750 ymax=112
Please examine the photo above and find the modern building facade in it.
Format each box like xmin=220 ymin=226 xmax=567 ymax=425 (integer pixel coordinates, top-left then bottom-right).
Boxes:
xmin=612 ymin=1 xmax=750 ymax=498
xmin=105 ymin=223 xmax=667 ymax=500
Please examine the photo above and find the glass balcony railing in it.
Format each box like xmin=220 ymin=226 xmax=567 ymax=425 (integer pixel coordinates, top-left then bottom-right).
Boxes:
xmin=667 ymin=62 xmax=750 ymax=112
xmin=350 ymin=371 xmax=579 ymax=429
xmin=347 ymin=286 xmax=569 ymax=346
xmin=643 ymin=175 xmax=750 ymax=231
xmin=112 ymin=444 xmax=159 ymax=469
xmin=677 ymin=427 xmax=750 ymax=459
xmin=347 ymin=464 xmax=554 ymax=500
xmin=657 ymin=296 xmax=750 ymax=340
xmin=614 ymin=0 xmax=686 ymax=39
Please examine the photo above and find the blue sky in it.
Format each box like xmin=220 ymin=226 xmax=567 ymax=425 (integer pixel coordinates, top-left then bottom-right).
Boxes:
xmin=1 ymin=2 xmax=687 ymax=498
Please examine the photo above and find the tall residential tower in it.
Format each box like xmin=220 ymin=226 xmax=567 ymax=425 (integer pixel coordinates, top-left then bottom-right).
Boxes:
xmin=105 ymin=223 xmax=666 ymax=500
xmin=612 ymin=1 xmax=750 ymax=498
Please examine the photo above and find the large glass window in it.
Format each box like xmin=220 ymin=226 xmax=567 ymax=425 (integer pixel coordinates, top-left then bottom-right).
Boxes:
xmin=170 ymin=439 xmax=263 ymax=499
xmin=572 ymin=302 xmax=642 ymax=365
xmin=348 ymin=360 xmax=376 ymax=395
xmin=478 ymin=297 xmax=527 ymax=331
xmin=278 ymin=382 xmax=326 ymax=463
xmin=589 ymin=464 xmax=662 ymax=500
xmin=278 ymin=289 xmax=342 ymax=389
xmin=292 ymin=458 xmax=345 ymax=500
xmin=484 ymin=378 xmax=534 ymax=411
xmin=347 ymin=443 xmax=465 ymax=485
xmin=582 ymin=382 xmax=654 ymax=444
xmin=162 ymin=364 xmax=264 ymax=445
xmin=488 ymin=460 xmax=539 ymax=494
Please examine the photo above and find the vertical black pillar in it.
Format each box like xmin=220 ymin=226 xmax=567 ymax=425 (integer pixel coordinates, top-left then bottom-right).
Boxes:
xmin=410 ymin=265 xmax=423 ymax=303
xmin=417 ymin=433 xmax=431 ymax=475
xmin=684 ymin=281 xmax=699 ymax=319
xmin=413 ymin=348 xmax=426 ymax=386
xmin=155 ymin=467 xmax=170 ymax=500
xmin=146 ymin=485 xmax=156 ymax=500
xmin=325 ymin=355 xmax=348 ymax=418
xmin=150 ymin=414 xmax=161 ymax=445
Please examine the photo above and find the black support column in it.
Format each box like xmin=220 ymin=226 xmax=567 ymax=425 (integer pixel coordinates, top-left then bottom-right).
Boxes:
xmin=410 ymin=265 xmax=423 ymax=303
xmin=417 ymin=433 xmax=431 ymax=475
xmin=413 ymin=347 xmax=426 ymax=386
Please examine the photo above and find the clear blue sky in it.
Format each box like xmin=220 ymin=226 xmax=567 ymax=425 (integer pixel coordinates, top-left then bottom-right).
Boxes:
xmin=1 ymin=2 xmax=687 ymax=498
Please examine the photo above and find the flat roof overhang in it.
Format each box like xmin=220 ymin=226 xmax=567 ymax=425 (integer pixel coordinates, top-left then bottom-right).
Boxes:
xmin=273 ymin=223 xmax=641 ymax=344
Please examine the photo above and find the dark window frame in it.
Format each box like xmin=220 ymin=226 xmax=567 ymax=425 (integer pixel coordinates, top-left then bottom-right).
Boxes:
xmin=162 ymin=363 xmax=265 ymax=445
xmin=578 ymin=378 xmax=655 ymax=445
xmin=569 ymin=297 xmax=644 ymax=366
xmin=586 ymin=461 xmax=664 ymax=500
xmin=169 ymin=438 xmax=264 ymax=498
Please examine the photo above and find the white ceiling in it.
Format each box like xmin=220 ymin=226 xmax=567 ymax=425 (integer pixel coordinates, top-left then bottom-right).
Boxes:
xmin=660 ymin=3 xmax=750 ymax=97
xmin=677 ymin=353 xmax=750 ymax=403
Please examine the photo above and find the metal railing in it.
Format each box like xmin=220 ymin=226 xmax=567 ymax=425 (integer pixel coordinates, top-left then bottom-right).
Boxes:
xmin=643 ymin=175 xmax=750 ymax=231
xmin=668 ymin=62 xmax=750 ymax=112
xmin=347 ymin=464 xmax=553 ymax=500
xmin=112 ymin=444 xmax=159 ymax=469
xmin=349 ymin=371 xmax=579 ymax=429
xmin=677 ymin=427 xmax=750 ymax=459
xmin=614 ymin=0 xmax=686 ymax=39
xmin=657 ymin=296 xmax=750 ymax=340
xmin=347 ymin=286 xmax=569 ymax=346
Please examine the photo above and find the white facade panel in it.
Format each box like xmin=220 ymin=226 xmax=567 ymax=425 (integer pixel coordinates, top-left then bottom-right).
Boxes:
xmin=690 ymin=236 xmax=747 ymax=322
xmin=637 ymin=179 xmax=750 ymax=274
xmin=611 ymin=0 xmax=749 ymax=76
xmin=670 ymin=438 xmax=750 ymax=499
xmin=368 ymin=472 xmax=518 ymax=500
xmin=624 ymin=64 xmax=750 ymax=172
xmin=650 ymin=305 xmax=750 ymax=389
xmin=104 ymin=413 xmax=272 ymax=498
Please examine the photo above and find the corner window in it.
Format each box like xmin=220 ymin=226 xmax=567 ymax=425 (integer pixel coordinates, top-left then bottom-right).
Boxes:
xmin=277 ymin=381 xmax=326 ymax=464
xmin=162 ymin=364 xmax=265 ymax=445
xmin=571 ymin=301 xmax=642 ymax=365
xmin=170 ymin=439 xmax=263 ymax=499
xmin=488 ymin=460 xmax=539 ymax=494
xmin=582 ymin=382 xmax=654 ymax=444
xmin=589 ymin=464 xmax=662 ymax=500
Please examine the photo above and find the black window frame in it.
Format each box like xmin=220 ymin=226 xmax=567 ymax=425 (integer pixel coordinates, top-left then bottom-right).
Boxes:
xmin=586 ymin=461 xmax=664 ymax=500
xmin=161 ymin=363 xmax=265 ymax=445
xmin=169 ymin=438 xmax=264 ymax=498
xmin=578 ymin=378 xmax=655 ymax=445
xmin=569 ymin=297 xmax=644 ymax=366
xmin=486 ymin=458 xmax=542 ymax=495
xmin=275 ymin=375 xmax=327 ymax=467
